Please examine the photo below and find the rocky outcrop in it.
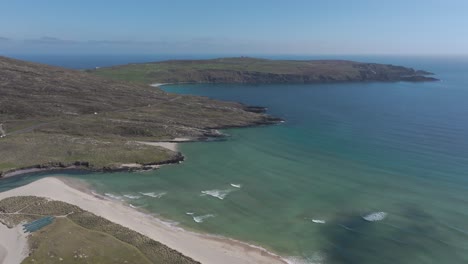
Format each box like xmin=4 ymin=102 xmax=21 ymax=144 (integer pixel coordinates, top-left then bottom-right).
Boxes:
xmin=0 ymin=124 xmax=5 ymax=138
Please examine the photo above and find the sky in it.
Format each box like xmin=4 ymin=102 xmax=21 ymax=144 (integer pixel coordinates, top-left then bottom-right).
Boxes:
xmin=0 ymin=0 xmax=467 ymax=55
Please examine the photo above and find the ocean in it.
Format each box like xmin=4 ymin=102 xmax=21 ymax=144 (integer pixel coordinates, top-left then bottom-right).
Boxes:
xmin=1 ymin=55 xmax=468 ymax=263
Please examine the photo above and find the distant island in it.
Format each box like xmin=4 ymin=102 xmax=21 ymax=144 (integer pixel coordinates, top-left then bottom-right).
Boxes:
xmin=90 ymin=57 xmax=438 ymax=84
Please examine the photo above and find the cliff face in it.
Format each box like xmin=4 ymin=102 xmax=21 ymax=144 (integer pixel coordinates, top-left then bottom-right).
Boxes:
xmin=92 ymin=57 xmax=438 ymax=84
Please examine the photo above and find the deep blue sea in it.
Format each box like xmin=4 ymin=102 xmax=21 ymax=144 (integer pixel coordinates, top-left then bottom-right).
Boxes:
xmin=2 ymin=54 xmax=468 ymax=264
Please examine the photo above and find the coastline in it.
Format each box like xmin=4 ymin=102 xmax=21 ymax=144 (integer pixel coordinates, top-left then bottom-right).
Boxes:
xmin=0 ymin=144 xmax=186 ymax=179
xmin=150 ymin=82 xmax=171 ymax=87
xmin=0 ymin=223 xmax=28 ymax=264
xmin=0 ymin=177 xmax=286 ymax=264
xmin=0 ymin=107 xmax=282 ymax=180
xmin=137 ymin=137 xmax=195 ymax=152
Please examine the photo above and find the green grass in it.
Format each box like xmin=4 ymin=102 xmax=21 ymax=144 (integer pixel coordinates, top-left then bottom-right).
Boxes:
xmin=0 ymin=196 xmax=199 ymax=264
xmin=90 ymin=57 xmax=432 ymax=85
xmin=0 ymin=132 xmax=175 ymax=173
xmin=0 ymin=100 xmax=268 ymax=175
xmin=91 ymin=58 xmax=328 ymax=84
xmin=23 ymin=218 xmax=153 ymax=264
xmin=0 ymin=162 xmax=16 ymax=170
xmin=1 ymin=56 xmax=276 ymax=176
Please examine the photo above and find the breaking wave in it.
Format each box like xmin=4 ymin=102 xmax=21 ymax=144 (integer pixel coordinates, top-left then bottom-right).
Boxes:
xmin=311 ymin=219 xmax=326 ymax=224
xmin=362 ymin=211 xmax=387 ymax=222
xmin=284 ymin=253 xmax=324 ymax=264
xmin=193 ymin=214 xmax=215 ymax=223
xmin=104 ymin=193 xmax=124 ymax=201
xmin=201 ymin=189 xmax=234 ymax=200
xmin=123 ymin=194 xmax=141 ymax=199
xmin=140 ymin=192 xmax=167 ymax=198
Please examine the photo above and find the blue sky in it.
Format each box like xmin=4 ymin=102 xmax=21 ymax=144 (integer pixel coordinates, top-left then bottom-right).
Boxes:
xmin=1 ymin=0 xmax=467 ymax=55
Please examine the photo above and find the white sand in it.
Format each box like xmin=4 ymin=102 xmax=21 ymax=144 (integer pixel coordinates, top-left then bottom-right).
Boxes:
xmin=0 ymin=224 xmax=29 ymax=264
xmin=138 ymin=141 xmax=179 ymax=151
xmin=0 ymin=245 xmax=5 ymax=264
xmin=137 ymin=138 xmax=193 ymax=151
xmin=172 ymin=137 xmax=193 ymax=142
xmin=150 ymin=83 xmax=170 ymax=87
xmin=120 ymin=163 xmax=152 ymax=168
xmin=0 ymin=177 xmax=285 ymax=264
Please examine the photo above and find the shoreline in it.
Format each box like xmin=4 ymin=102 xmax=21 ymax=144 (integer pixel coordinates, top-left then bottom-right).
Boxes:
xmin=150 ymin=82 xmax=171 ymax=87
xmin=0 ymin=224 xmax=28 ymax=264
xmin=0 ymin=147 xmax=186 ymax=179
xmin=0 ymin=116 xmax=282 ymax=180
xmin=137 ymin=137 xmax=195 ymax=152
xmin=0 ymin=177 xmax=287 ymax=264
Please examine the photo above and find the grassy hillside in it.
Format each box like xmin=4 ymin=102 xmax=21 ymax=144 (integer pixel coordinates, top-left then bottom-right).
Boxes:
xmin=0 ymin=56 xmax=280 ymax=177
xmin=0 ymin=196 xmax=198 ymax=264
xmin=90 ymin=57 xmax=437 ymax=84
xmin=24 ymin=218 xmax=154 ymax=264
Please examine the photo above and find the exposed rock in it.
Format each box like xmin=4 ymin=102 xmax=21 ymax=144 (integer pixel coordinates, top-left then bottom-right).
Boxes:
xmin=0 ymin=124 xmax=5 ymax=138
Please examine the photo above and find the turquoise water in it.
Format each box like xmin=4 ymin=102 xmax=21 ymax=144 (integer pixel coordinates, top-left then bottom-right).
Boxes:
xmin=2 ymin=56 xmax=468 ymax=263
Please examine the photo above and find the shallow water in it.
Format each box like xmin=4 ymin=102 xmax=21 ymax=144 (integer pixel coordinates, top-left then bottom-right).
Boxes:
xmin=2 ymin=56 xmax=468 ymax=263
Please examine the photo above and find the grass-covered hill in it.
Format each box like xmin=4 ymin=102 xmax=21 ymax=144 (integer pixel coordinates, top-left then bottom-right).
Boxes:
xmin=0 ymin=56 xmax=279 ymax=177
xmin=90 ymin=57 xmax=437 ymax=84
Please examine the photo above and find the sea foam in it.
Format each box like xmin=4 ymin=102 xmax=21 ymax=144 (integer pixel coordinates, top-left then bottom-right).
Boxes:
xmin=140 ymin=191 xmax=167 ymax=198
xmin=201 ymin=189 xmax=234 ymax=200
xmin=284 ymin=253 xmax=324 ymax=264
xmin=104 ymin=193 xmax=124 ymax=201
xmin=362 ymin=212 xmax=387 ymax=222
xmin=311 ymin=219 xmax=326 ymax=224
xmin=230 ymin=183 xmax=242 ymax=188
xmin=123 ymin=194 xmax=141 ymax=199
xmin=193 ymin=214 xmax=215 ymax=223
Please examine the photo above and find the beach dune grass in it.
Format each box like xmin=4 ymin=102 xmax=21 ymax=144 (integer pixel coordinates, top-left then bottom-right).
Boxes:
xmin=0 ymin=196 xmax=199 ymax=264
xmin=23 ymin=217 xmax=154 ymax=264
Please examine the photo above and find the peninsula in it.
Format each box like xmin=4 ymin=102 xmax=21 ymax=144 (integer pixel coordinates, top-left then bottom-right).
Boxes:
xmin=90 ymin=57 xmax=438 ymax=84
xmin=0 ymin=56 xmax=438 ymax=177
xmin=0 ymin=56 xmax=279 ymax=178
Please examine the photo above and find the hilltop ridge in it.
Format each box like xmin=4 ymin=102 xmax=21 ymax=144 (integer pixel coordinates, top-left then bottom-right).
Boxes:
xmin=90 ymin=57 xmax=438 ymax=84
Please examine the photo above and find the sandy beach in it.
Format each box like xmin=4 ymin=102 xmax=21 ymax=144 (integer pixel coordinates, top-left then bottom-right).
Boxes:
xmin=0 ymin=177 xmax=285 ymax=264
xmin=0 ymin=223 xmax=28 ymax=264
xmin=150 ymin=83 xmax=170 ymax=87
xmin=138 ymin=141 xmax=179 ymax=151
xmin=138 ymin=138 xmax=194 ymax=151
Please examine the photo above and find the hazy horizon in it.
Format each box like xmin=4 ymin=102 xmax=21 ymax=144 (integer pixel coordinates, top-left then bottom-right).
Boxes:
xmin=1 ymin=0 xmax=468 ymax=56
